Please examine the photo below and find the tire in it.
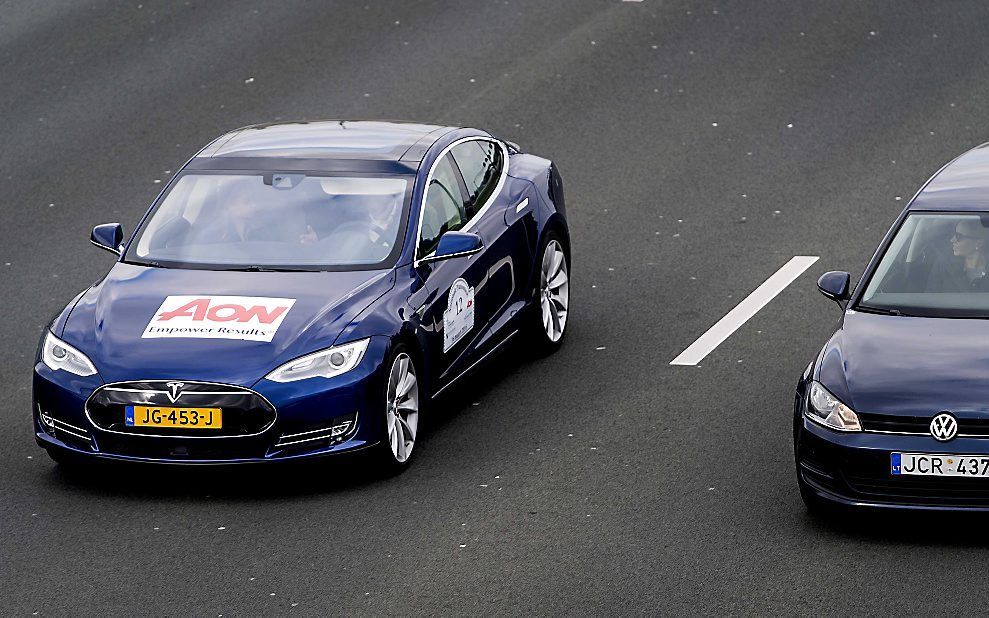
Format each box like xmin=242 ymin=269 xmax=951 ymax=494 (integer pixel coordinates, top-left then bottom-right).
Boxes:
xmin=528 ymin=231 xmax=571 ymax=355
xmin=371 ymin=344 xmax=422 ymax=475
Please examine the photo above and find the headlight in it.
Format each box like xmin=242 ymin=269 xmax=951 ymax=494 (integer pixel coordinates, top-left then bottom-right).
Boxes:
xmin=806 ymin=381 xmax=861 ymax=431
xmin=41 ymin=331 xmax=98 ymax=377
xmin=265 ymin=339 xmax=369 ymax=383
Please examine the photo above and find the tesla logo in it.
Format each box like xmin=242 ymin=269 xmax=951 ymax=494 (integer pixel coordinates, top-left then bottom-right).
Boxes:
xmin=930 ymin=413 xmax=958 ymax=442
xmin=165 ymin=382 xmax=184 ymax=403
xmin=142 ymin=295 xmax=296 ymax=342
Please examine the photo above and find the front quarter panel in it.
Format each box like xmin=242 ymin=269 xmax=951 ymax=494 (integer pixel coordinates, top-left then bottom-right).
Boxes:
xmin=811 ymin=321 xmax=855 ymax=411
xmin=49 ymin=289 xmax=89 ymax=338
xmin=253 ymin=335 xmax=392 ymax=444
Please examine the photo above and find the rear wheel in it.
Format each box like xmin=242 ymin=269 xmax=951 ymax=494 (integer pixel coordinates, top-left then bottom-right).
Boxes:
xmin=528 ymin=233 xmax=570 ymax=354
xmin=372 ymin=345 xmax=421 ymax=474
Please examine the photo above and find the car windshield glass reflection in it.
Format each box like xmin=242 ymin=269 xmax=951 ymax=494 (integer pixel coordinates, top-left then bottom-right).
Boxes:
xmin=859 ymin=212 xmax=989 ymax=317
xmin=127 ymin=174 xmax=409 ymax=269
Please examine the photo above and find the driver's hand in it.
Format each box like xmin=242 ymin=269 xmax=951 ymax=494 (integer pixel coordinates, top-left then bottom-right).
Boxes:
xmin=299 ymin=225 xmax=317 ymax=244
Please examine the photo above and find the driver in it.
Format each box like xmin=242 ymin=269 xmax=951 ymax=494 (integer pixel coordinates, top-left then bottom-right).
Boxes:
xmin=222 ymin=189 xmax=263 ymax=242
xmin=298 ymin=194 xmax=400 ymax=250
xmin=950 ymin=219 xmax=989 ymax=288
xmin=367 ymin=194 xmax=400 ymax=248
xmin=221 ymin=182 xmax=310 ymax=245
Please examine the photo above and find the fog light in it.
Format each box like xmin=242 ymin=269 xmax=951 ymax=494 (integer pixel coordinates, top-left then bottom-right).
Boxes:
xmin=38 ymin=406 xmax=56 ymax=432
xmin=331 ymin=420 xmax=353 ymax=437
xmin=274 ymin=412 xmax=358 ymax=449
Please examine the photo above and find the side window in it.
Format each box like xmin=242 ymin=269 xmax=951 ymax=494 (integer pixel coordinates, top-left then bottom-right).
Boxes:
xmin=419 ymin=154 xmax=467 ymax=257
xmin=451 ymin=140 xmax=503 ymax=220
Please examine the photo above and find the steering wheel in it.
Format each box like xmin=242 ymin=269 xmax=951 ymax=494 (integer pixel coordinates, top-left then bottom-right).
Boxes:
xmin=369 ymin=223 xmax=390 ymax=245
xmin=324 ymin=221 xmax=392 ymax=250
xmin=326 ymin=221 xmax=368 ymax=237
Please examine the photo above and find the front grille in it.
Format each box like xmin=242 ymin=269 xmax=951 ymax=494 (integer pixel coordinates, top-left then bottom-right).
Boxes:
xmin=858 ymin=412 xmax=989 ymax=437
xmin=86 ymin=381 xmax=276 ymax=437
xmin=94 ymin=432 xmax=270 ymax=460
xmin=845 ymin=473 xmax=989 ymax=505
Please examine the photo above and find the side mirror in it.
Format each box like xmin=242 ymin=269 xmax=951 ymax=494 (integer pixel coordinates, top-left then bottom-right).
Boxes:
xmin=817 ymin=271 xmax=851 ymax=304
xmin=91 ymin=223 xmax=124 ymax=256
xmin=420 ymin=232 xmax=483 ymax=264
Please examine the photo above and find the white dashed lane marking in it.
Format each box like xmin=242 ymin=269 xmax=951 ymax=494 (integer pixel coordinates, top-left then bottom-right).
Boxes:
xmin=670 ymin=255 xmax=820 ymax=366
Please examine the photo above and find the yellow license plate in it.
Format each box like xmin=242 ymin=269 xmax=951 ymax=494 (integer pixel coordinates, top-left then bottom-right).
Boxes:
xmin=125 ymin=405 xmax=222 ymax=429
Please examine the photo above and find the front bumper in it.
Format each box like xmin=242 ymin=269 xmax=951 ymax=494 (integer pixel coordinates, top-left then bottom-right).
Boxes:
xmin=797 ymin=414 xmax=989 ymax=510
xmin=33 ymin=337 xmax=391 ymax=465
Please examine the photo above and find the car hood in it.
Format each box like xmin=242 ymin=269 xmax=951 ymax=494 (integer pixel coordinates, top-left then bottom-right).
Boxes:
xmin=818 ymin=310 xmax=989 ymax=416
xmin=61 ymin=263 xmax=394 ymax=387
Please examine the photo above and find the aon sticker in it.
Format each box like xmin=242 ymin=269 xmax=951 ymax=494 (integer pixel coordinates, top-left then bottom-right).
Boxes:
xmin=142 ymin=295 xmax=296 ymax=342
xmin=443 ymin=279 xmax=475 ymax=352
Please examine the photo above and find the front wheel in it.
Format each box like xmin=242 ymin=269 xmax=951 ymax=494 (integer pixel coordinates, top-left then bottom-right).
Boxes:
xmin=372 ymin=345 xmax=421 ymax=474
xmin=528 ymin=233 xmax=570 ymax=355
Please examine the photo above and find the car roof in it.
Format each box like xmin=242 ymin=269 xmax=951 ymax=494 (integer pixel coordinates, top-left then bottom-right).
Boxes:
xmin=196 ymin=120 xmax=458 ymax=164
xmin=910 ymin=141 xmax=989 ymax=212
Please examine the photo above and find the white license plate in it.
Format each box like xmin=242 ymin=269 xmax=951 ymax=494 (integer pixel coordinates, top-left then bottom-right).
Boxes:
xmin=892 ymin=453 xmax=989 ymax=477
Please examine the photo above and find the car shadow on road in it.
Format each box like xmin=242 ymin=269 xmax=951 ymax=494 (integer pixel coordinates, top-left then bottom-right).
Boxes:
xmin=801 ymin=507 xmax=989 ymax=547
xmin=417 ymin=338 xmax=540 ymax=438
xmin=42 ymin=340 xmax=539 ymax=501
xmin=44 ymin=453 xmax=388 ymax=501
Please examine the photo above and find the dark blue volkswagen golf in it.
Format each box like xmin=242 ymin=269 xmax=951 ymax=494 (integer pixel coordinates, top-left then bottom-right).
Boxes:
xmin=795 ymin=142 xmax=989 ymax=510
xmin=34 ymin=120 xmax=570 ymax=470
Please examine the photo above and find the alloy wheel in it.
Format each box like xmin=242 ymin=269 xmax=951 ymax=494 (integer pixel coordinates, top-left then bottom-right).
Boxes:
xmin=385 ymin=352 xmax=419 ymax=463
xmin=540 ymin=239 xmax=570 ymax=342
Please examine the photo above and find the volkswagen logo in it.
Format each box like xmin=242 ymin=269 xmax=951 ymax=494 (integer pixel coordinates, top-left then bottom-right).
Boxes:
xmin=930 ymin=412 xmax=958 ymax=442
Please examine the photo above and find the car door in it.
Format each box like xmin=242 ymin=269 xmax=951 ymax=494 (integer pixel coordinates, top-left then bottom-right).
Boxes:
xmin=450 ymin=138 xmax=534 ymax=350
xmin=411 ymin=152 xmax=497 ymax=385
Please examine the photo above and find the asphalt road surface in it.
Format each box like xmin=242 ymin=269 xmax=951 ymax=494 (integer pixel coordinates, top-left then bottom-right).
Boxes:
xmin=5 ymin=1 xmax=989 ymax=614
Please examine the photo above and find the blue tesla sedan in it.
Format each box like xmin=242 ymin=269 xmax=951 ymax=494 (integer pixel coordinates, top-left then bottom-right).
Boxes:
xmin=34 ymin=120 xmax=570 ymax=470
xmin=795 ymin=142 xmax=989 ymax=510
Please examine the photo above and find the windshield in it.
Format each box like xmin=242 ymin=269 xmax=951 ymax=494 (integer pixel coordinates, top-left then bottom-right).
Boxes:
xmin=126 ymin=173 xmax=410 ymax=270
xmin=859 ymin=212 xmax=989 ymax=317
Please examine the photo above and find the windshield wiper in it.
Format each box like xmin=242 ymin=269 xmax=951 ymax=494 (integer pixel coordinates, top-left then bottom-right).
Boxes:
xmin=855 ymin=304 xmax=914 ymax=317
xmin=223 ymin=265 xmax=312 ymax=272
